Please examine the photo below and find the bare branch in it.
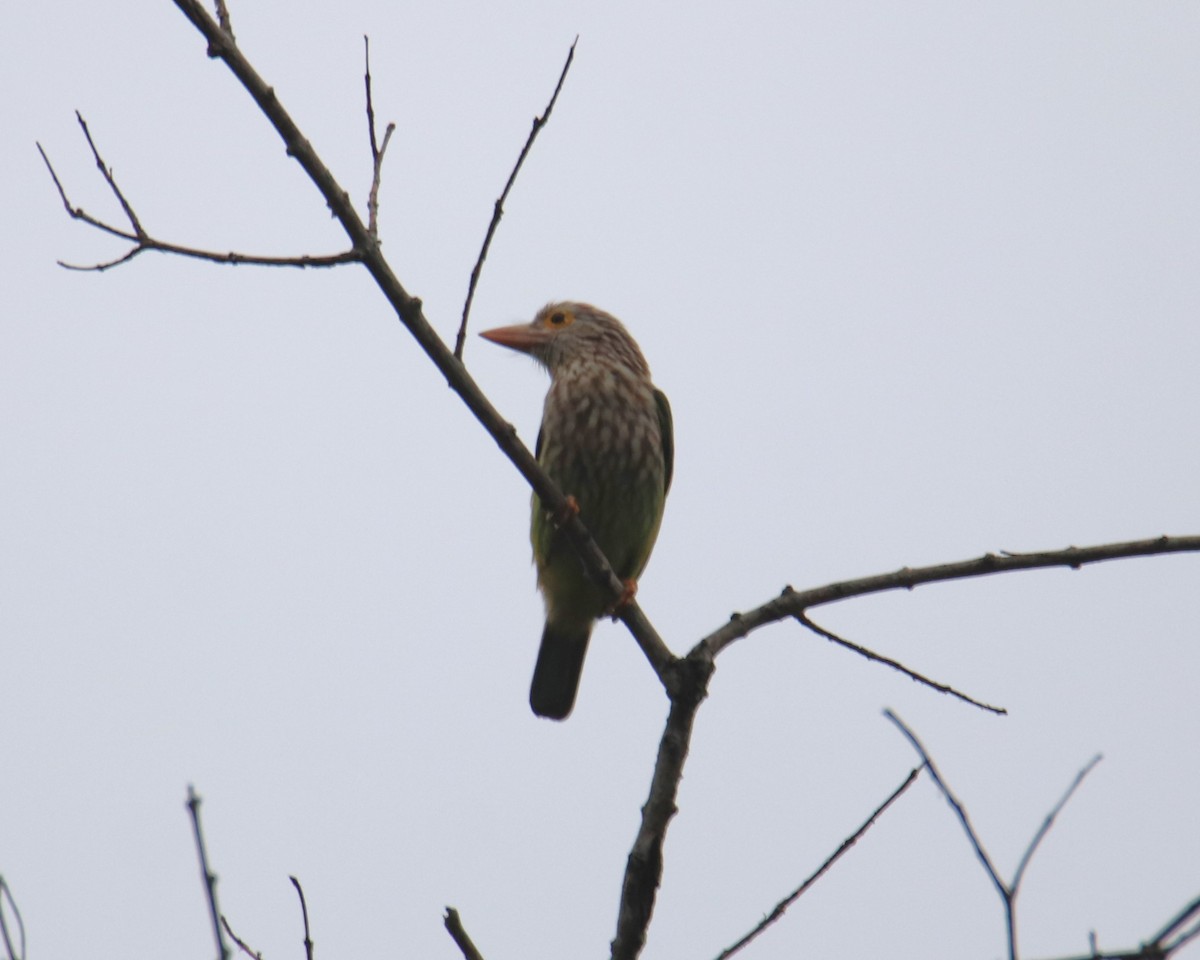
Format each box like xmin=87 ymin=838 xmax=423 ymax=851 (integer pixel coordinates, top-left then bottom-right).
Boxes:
xmin=0 ymin=875 xmax=26 ymax=960
xmin=71 ymin=15 xmax=1200 ymax=960
xmin=884 ymin=711 xmax=1007 ymax=896
xmin=714 ymin=766 xmax=923 ymax=960
xmin=886 ymin=714 xmax=1117 ymax=960
xmin=798 ymin=613 xmax=1005 ymax=715
xmin=454 ymin=37 xmax=578 ymax=361
xmin=289 ymin=877 xmax=315 ymax=960
xmin=444 ymin=907 xmax=487 ymax=960
xmin=1029 ymin=894 xmax=1200 ymax=960
xmin=221 ymin=916 xmax=264 ymax=960
xmin=363 ymin=35 xmax=396 ymax=238
xmin=39 ymin=118 xmax=359 ymax=271
xmin=1157 ymin=894 xmax=1200 ymax=954
xmin=1011 ymin=754 xmax=1104 ymax=895
xmin=187 ymin=785 xmax=231 ymax=960
xmin=702 ymin=536 xmax=1200 ymax=659
xmin=611 ymin=651 xmax=712 ymax=960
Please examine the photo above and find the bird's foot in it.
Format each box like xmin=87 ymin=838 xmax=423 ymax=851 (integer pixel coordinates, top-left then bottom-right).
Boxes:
xmin=606 ymin=578 xmax=639 ymax=619
xmin=553 ymin=494 xmax=580 ymax=526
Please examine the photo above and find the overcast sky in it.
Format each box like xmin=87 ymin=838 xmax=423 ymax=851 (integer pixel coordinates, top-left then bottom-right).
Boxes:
xmin=3 ymin=2 xmax=1199 ymax=959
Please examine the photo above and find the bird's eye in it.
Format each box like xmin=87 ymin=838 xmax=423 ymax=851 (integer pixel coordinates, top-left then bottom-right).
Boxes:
xmin=549 ymin=311 xmax=567 ymax=326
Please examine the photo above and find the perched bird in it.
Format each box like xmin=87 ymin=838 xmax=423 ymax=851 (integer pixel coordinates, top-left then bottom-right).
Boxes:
xmin=480 ymin=303 xmax=673 ymax=720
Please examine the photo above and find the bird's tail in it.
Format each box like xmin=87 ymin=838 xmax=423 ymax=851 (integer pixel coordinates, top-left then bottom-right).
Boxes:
xmin=530 ymin=619 xmax=592 ymax=720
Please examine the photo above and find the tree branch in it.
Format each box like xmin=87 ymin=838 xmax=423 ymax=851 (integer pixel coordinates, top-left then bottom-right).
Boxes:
xmin=1156 ymin=894 xmax=1200 ymax=953
xmin=221 ymin=916 xmax=264 ymax=960
xmin=611 ymin=650 xmax=713 ymax=960
xmin=187 ymin=785 xmax=231 ymax=960
xmin=444 ymin=907 xmax=487 ymax=960
xmin=701 ymin=536 xmax=1200 ymax=659
xmin=886 ymin=711 xmax=1115 ymax=960
xmin=37 ymin=116 xmax=358 ymax=271
xmin=288 ymin=877 xmax=315 ymax=960
xmin=454 ymin=37 xmax=578 ymax=361
xmin=362 ymin=35 xmax=395 ymax=238
xmin=713 ymin=766 xmax=923 ymax=960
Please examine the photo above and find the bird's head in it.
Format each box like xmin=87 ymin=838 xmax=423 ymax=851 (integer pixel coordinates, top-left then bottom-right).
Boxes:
xmin=480 ymin=302 xmax=650 ymax=377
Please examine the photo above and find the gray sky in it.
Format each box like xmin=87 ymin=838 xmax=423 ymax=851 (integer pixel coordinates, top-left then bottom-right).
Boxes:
xmin=3 ymin=2 xmax=1199 ymax=958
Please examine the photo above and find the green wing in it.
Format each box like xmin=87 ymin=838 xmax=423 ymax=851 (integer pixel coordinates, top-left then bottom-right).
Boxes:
xmin=654 ymin=388 xmax=674 ymax=495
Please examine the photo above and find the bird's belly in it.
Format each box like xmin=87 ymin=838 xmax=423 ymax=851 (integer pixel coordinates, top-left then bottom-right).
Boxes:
xmin=534 ymin=437 xmax=665 ymax=584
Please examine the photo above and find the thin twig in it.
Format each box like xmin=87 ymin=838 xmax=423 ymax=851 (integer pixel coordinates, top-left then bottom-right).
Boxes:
xmin=0 ymin=876 xmax=26 ymax=960
xmin=164 ymin=3 xmax=1200 ymax=701
xmin=610 ymin=651 xmax=712 ymax=960
xmin=886 ymin=713 xmax=1114 ymax=960
xmin=1028 ymin=894 xmax=1200 ymax=959
xmin=187 ymin=785 xmax=231 ymax=960
xmin=363 ymin=35 xmax=396 ymax=238
xmin=798 ymin=613 xmax=1005 ymax=715
xmin=289 ymin=877 xmax=314 ymax=960
xmin=1011 ymin=754 xmax=1104 ymax=894
xmin=444 ymin=908 xmax=486 ymax=960
xmin=213 ymin=0 xmax=234 ymax=37
xmin=884 ymin=711 xmax=1004 ymax=896
xmin=713 ymin=766 xmax=923 ymax=960
xmin=76 ymin=111 xmax=145 ymax=237
xmin=702 ymin=536 xmax=1200 ymax=660
xmin=221 ymin=916 xmax=264 ymax=960
xmin=454 ymin=37 xmax=578 ymax=361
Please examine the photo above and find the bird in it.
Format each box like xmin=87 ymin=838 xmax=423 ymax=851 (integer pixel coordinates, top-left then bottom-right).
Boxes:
xmin=480 ymin=302 xmax=673 ymax=720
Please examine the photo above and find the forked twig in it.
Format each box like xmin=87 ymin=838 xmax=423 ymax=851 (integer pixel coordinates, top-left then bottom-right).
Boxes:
xmin=885 ymin=711 xmax=1107 ymax=960
xmin=50 ymin=8 xmax=1200 ymax=959
xmin=363 ymin=35 xmax=396 ymax=237
xmin=1011 ymin=753 xmax=1103 ymax=892
xmin=38 ymin=113 xmax=358 ymax=271
xmin=1029 ymin=894 xmax=1200 ymax=960
xmin=703 ymin=537 xmax=1200 ymax=660
xmin=213 ymin=0 xmax=234 ymax=37
xmin=289 ymin=877 xmax=315 ymax=960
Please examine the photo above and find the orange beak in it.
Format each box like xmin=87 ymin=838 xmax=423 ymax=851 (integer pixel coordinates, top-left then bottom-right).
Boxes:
xmin=479 ymin=322 xmax=552 ymax=355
